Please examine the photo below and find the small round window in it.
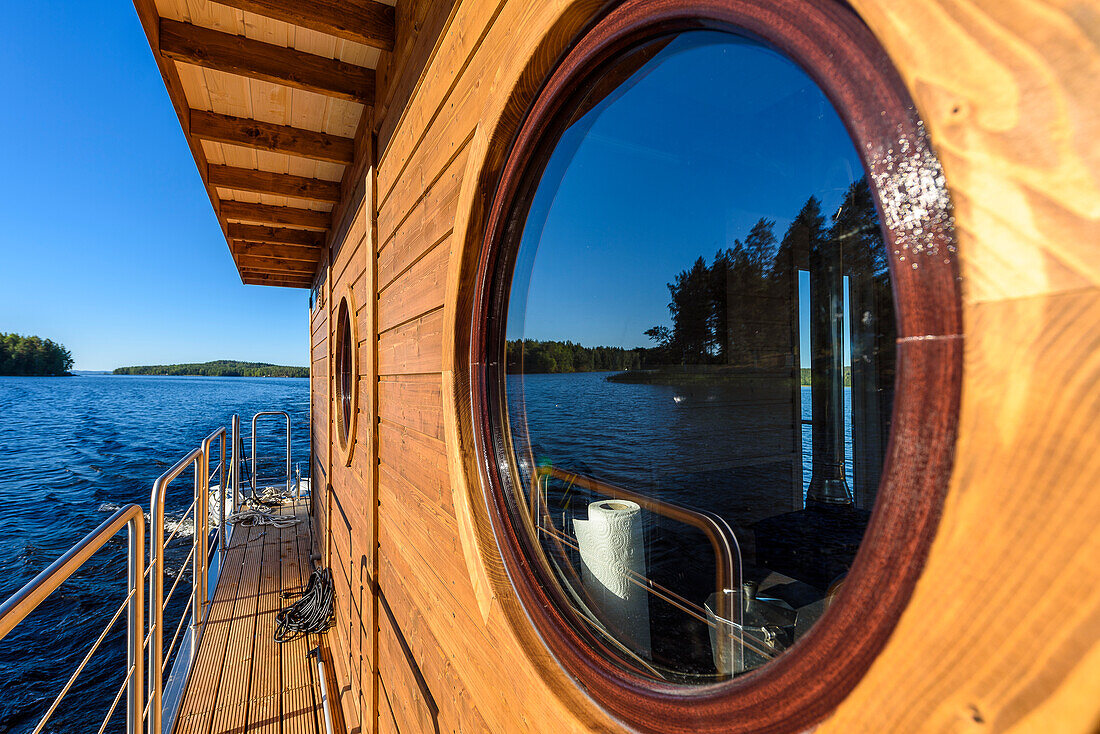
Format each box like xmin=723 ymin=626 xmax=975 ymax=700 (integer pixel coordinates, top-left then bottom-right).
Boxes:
xmin=335 ymin=294 xmax=356 ymax=459
xmin=475 ymin=2 xmax=959 ymax=728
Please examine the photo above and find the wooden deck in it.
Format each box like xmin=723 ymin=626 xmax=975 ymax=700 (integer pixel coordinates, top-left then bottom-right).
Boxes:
xmin=173 ymin=502 xmax=340 ymax=734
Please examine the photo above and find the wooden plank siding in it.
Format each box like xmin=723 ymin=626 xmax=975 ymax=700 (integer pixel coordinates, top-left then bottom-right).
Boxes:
xmin=292 ymin=1 xmax=1100 ymax=734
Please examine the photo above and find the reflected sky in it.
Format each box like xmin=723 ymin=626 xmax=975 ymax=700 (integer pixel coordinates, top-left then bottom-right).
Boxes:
xmin=510 ymin=32 xmax=865 ymax=356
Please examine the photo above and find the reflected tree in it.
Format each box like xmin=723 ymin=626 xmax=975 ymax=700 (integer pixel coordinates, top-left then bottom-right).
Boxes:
xmin=646 ymin=178 xmax=887 ymax=370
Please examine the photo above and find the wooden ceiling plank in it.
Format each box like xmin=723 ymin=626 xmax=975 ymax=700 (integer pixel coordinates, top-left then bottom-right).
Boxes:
xmin=231 ymin=241 xmax=324 ymax=262
xmin=228 ymin=222 xmax=325 ymax=246
xmin=208 ymin=164 xmax=340 ymax=202
xmin=213 ymin=0 xmax=395 ymax=52
xmin=237 ymin=255 xmax=318 ymax=273
xmin=239 ymin=264 xmax=315 ymax=277
xmin=220 ymin=200 xmax=332 ymax=230
xmin=241 ymin=274 xmax=313 ymax=289
xmin=239 ymin=267 xmax=315 ymax=281
xmin=159 ymin=18 xmax=376 ymax=103
xmin=190 ymin=110 xmax=355 ymax=164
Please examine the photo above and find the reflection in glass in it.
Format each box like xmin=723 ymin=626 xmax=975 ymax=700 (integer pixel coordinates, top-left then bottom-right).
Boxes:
xmin=502 ymin=31 xmax=895 ymax=683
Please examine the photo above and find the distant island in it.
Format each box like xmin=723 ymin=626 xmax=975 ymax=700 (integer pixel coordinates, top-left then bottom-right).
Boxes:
xmin=114 ymin=360 xmax=308 ymax=378
xmin=1 ymin=333 xmax=73 ymax=376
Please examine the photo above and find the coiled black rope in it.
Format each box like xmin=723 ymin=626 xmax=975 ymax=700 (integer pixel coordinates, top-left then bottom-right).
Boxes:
xmin=274 ymin=568 xmax=334 ymax=643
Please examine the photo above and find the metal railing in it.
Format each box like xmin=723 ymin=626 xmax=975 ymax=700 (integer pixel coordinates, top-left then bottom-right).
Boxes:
xmin=0 ymin=504 xmax=146 ymax=734
xmin=1 ymin=411 xmax=296 ymax=734
xmin=251 ymin=410 xmax=292 ymax=496
xmin=148 ymin=446 xmax=205 ymax=734
xmin=202 ymin=427 xmax=227 ymax=559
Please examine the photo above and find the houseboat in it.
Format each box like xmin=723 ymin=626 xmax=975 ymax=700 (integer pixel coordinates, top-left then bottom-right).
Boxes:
xmin=2 ymin=0 xmax=1098 ymax=732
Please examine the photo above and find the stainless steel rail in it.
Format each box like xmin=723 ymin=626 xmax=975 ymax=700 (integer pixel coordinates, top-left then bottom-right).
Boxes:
xmin=148 ymin=446 xmax=204 ymax=734
xmin=231 ymin=414 xmax=242 ymax=512
xmin=0 ymin=504 xmax=146 ymax=734
xmin=202 ymin=427 xmax=227 ymax=561
xmin=251 ymin=410 xmax=292 ymax=496
xmin=1 ymin=410 xmax=296 ymax=734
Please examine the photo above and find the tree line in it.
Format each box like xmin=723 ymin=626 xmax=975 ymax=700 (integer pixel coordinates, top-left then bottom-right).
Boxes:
xmin=114 ymin=360 xmax=308 ymax=378
xmin=506 ymin=339 xmax=643 ymax=374
xmin=646 ymin=177 xmax=889 ymax=367
xmin=0 ymin=333 xmax=74 ymax=376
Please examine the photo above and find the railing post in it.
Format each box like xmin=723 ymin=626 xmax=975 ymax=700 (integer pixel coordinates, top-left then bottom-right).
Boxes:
xmin=191 ymin=450 xmax=205 ymax=657
xmin=250 ymin=411 xmax=291 ymax=497
xmin=149 ymin=475 xmax=165 ymax=734
xmin=231 ymin=414 xmax=241 ymax=514
xmin=200 ymin=427 xmax=227 ymax=601
xmin=149 ymin=447 xmax=203 ymax=734
xmin=127 ymin=511 xmax=145 ymax=734
xmin=217 ymin=428 xmax=226 ymax=559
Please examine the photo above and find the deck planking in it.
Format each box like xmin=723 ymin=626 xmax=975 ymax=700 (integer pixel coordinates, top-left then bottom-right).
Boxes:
xmin=173 ymin=502 xmax=331 ymax=734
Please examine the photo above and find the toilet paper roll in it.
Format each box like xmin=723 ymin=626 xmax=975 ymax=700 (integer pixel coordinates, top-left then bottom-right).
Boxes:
xmin=574 ymin=500 xmax=651 ymax=657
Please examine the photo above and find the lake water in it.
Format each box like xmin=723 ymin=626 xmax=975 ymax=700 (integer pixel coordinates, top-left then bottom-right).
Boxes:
xmin=0 ymin=375 xmax=309 ymax=734
xmin=0 ymin=371 xmax=861 ymax=726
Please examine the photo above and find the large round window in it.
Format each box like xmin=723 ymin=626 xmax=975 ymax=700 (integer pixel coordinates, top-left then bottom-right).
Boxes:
xmin=473 ymin=1 xmax=960 ymax=731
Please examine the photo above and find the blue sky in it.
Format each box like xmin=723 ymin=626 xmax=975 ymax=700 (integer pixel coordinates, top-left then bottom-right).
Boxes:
xmin=0 ymin=3 xmax=307 ymax=370
xmin=509 ymin=33 xmax=865 ymax=363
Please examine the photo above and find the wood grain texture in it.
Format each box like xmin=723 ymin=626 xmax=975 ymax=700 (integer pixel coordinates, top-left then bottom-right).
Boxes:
xmin=213 ymin=0 xmax=396 ymax=51
xmin=222 ymin=200 xmax=333 ymax=230
xmin=241 ymin=271 xmax=314 ymax=288
xmin=236 ymin=255 xmax=318 ymax=273
xmin=229 ymin=222 xmax=326 ymax=247
xmin=191 ymin=110 xmax=356 ymax=165
xmin=159 ymin=18 xmax=377 ymax=103
xmin=209 ymin=165 xmax=342 ymax=203
xmin=232 ymin=241 xmax=324 ymax=262
xmin=303 ymin=1 xmax=1100 ymax=733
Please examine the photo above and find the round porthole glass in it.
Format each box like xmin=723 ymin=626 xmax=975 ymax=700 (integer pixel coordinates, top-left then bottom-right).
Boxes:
xmin=498 ymin=30 xmax=897 ymax=683
xmin=335 ymin=296 xmax=355 ymax=452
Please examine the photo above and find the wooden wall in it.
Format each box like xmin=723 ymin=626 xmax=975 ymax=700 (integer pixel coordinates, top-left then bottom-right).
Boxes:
xmin=308 ymin=1 xmax=1100 ymax=732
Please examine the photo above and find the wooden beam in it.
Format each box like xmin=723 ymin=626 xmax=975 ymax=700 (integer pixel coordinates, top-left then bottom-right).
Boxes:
xmin=159 ymin=19 xmax=375 ymax=103
xmin=237 ymin=255 xmax=317 ymax=273
xmin=241 ymin=272 xmax=313 ymax=288
xmin=212 ymin=0 xmax=395 ymax=51
xmin=231 ymin=241 xmax=324 ymax=263
xmin=220 ymin=200 xmax=331 ymax=230
xmin=240 ymin=265 xmax=315 ymax=279
xmin=208 ymin=165 xmax=340 ymax=203
xmin=228 ymin=222 xmax=325 ymax=247
xmin=239 ymin=263 xmax=315 ymax=278
xmin=190 ymin=110 xmax=355 ymax=165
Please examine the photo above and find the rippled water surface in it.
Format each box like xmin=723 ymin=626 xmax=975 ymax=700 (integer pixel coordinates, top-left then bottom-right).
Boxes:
xmin=0 ymin=375 xmax=308 ymax=734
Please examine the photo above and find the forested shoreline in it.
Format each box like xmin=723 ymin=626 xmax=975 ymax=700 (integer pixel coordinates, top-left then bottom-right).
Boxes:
xmin=113 ymin=360 xmax=308 ymax=377
xmin=506 ymin=339 xmax=643 ymax=373
xmin=0 ymin=333 xmax=74 ymax=375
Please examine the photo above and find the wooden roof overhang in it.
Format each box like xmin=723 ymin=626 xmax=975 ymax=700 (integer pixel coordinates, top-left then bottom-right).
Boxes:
xmin=133 ymin=0 xmax=395 ymax=288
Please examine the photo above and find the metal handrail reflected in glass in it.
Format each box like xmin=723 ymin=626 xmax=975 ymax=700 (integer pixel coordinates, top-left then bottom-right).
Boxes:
xmin=533 ymin=465 xmax=745 ymax=678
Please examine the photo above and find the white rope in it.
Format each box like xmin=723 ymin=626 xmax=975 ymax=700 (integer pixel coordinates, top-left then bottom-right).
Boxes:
xmin=226 ymin=508 xmax=300 ymax=528
xmin=225 ymin=486 xmax=301 ymax=528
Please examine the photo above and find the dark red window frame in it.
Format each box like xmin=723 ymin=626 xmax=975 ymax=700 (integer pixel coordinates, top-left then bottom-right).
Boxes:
xmin=469 ymin=1 xmax=963 ymax=732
